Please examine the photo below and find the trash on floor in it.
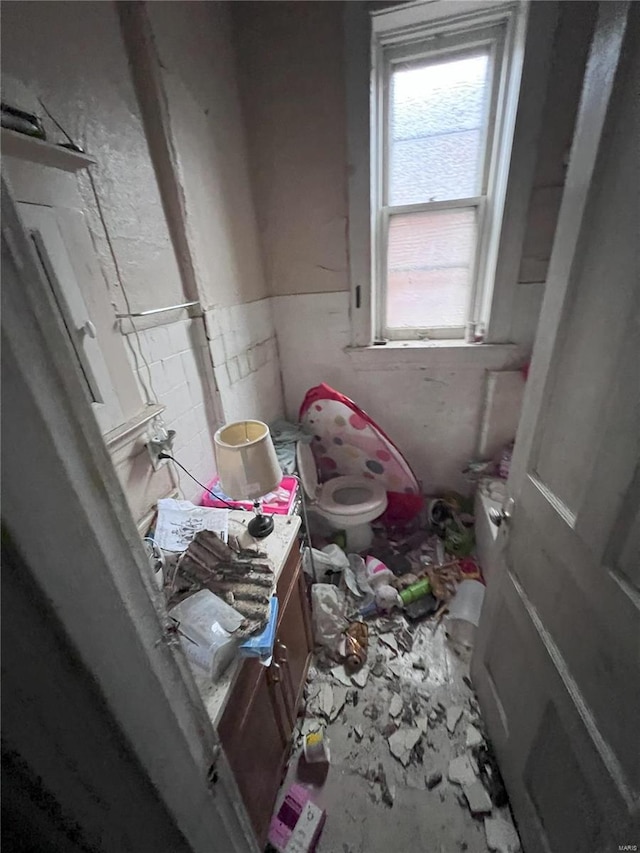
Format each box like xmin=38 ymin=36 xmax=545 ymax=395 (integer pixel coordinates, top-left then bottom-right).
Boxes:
xmin=268 ymin=783 xmax=326 ymax=853
xmin=267 ymin=430 xmax=524 ymax=852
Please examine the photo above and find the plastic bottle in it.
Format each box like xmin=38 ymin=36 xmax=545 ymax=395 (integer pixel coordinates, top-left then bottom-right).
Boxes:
xmin=399 ymin=577 xmax=432 ymax=606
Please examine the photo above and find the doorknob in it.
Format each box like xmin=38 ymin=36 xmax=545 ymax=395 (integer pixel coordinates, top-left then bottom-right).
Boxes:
xmin=79 ymin=320 xmax=97 ymax=339
xmin=489 ymin=497 xmax=514 ymax=527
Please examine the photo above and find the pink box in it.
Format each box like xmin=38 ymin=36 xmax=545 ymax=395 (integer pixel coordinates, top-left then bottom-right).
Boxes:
xmin=268 ymin=784 xmax=325 ymax=853
xmin=201 ymin=474 xmax=298 ymax=514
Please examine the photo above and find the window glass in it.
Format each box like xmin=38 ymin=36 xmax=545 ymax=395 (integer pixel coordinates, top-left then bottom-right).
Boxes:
xmin=389 ymin=52 xmax=491 ymax=205
xmin=386 ymin=207 xmax=477 ymax=329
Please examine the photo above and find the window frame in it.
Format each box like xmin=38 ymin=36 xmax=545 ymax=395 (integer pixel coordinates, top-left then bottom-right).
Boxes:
xmin=346 ymin=0 xmax=531 ymax=348
xmin=374 ymin=7 xmax=522 ymax=341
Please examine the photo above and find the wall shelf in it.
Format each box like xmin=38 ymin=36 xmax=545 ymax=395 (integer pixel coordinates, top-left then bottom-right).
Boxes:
xmin=1 ymin=128 xmax=96 ymax=172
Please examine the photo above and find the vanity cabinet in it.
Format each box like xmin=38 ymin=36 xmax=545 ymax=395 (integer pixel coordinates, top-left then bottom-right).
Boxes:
xmin=218 ymin=539 xmax=312 ymax=845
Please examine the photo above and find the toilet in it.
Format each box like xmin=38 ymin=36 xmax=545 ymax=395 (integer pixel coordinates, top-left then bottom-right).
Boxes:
xmin=296 ymin=442 xmax=388 ymax=552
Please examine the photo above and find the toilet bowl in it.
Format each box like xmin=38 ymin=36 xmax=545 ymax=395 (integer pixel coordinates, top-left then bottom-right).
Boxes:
xmin=297 ymin=442 xmax=388 ymax=551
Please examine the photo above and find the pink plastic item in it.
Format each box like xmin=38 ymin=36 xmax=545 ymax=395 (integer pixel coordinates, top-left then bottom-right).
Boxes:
xmin=201 ymin=474 xmax=298 ymax=514
xmin=268 ymin=784 xmax=326 ymax=853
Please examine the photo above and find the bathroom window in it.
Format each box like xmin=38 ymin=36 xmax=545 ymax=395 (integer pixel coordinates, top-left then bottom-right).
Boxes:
xmin=368 ymin=2 xmax=527 ymax=342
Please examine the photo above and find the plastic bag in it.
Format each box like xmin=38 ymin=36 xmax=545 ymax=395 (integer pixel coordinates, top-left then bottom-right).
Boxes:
xmin=303 ymin=545 xmax=348 ymax=583
xmin=311 ymin=584 xmax=345 ymax=651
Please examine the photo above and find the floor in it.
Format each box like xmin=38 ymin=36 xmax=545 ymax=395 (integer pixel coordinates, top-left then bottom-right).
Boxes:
xmin=274 ymin=611 xmax=522 ymax=853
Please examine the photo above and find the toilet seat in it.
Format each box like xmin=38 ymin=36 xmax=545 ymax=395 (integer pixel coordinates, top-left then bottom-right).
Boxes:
xmin=296 ymin=442 xmax=388 ymax=526
xmin=319 ymin=476 xmax=387 ymax=517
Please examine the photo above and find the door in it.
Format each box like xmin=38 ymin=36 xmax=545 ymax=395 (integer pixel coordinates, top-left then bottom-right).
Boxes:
xmin=471 ymin=5 xmax=640 ymax=853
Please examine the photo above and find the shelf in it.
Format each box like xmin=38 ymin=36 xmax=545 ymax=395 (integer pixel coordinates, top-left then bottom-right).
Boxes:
xmin=1 ymin=128 xmax=96 ymax=172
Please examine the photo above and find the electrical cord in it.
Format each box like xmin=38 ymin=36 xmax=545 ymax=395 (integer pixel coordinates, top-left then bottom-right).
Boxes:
xmin=158 ymin=453 xmax=242 ymax=511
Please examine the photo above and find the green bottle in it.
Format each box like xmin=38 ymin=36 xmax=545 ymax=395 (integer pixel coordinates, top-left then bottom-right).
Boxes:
xmin=400 ymin=578 xmax=431 ymax=606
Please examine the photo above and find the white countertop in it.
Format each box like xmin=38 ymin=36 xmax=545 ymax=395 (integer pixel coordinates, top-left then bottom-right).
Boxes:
xmin=193 ymin=511 xmax=302 ymax=727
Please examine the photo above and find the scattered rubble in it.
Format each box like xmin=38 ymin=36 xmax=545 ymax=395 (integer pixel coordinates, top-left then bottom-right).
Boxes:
xmin=351 ymin=665 xmax=370 ymax=689
xmin=388 ymin=727 xmax=422 ymax=766
xmin=378 ymin=632 xmax=399 ymax=654
xmin=389 ymin=694 xmax=403 ymax=718
xmin=316 ymin=683 xmax=334 ymax=719
xmin=448 ymin=755 xmax=477 ymax=786
xmin=330 ymin=665 xmax=353 ymax=686
xmin=328 ymin=687 xmax=349 ymax=722
xmin=446 ymin=705 xmax=463 ymax=733
xmin=463 ymin=780 xmax=493 ymax=815
xmin=484 ymin=815 xmax=521 ymax=853
xmin=466 ymin=724 xmax=483 ymax=749
xmin=425 ymin=770 xmax=443 ymax=790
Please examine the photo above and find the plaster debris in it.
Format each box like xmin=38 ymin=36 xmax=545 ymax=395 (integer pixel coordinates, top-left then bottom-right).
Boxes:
xmin=378 ymin=632 xmax=398 ymax=654
xmin=316 ymin=683 xmax=334 ymax=719
xmin=351 ymin=665 xmax=370 ymax=689
xmin=371 ymin=656 xmax=386 ymax=677
xmin=389 ymin=694 xmax=403 ymax=718
xmin=387 ymin=660 xmax=404 ymax=679
xmin=448 ymin=755 xmax=477 ymax=786
xmin=416 ymin=716 xmax=429 ymax=735
xmin=463 ymin=780 xmax=493 ymax=815
xmin=329 ymin=687 xmax=349 ymax=722
xmin=388 ymin=727 xmax=422 ymax=766
xmin=426 ymin=771 xmax=443 ymax=790
xmin=446 ymin=705 xmax=464 ymax=733
xmin=466 ymin=724 xmax=483 ymax=749
xmin=484 ymin=816 xmax=521 ymax=853
xmin=331 ymin=665 xmax=353 ymax=686
xmin=363 ymin=703 xmax=381 ymax=721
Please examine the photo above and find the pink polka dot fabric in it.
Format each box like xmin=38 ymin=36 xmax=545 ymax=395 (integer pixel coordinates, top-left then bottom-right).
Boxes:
xmin=300 ymin=383 xmax=423 ymax=523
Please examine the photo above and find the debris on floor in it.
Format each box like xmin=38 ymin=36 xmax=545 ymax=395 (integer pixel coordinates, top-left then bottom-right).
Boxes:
xmin=446 ymin=704 xmax=464 ymax=733
xmin=484 ymin=815 xmax=522 ymax=853
xmin=448 ymin=755 xmax=478 ymax=787
xmin=387 ymin=726 xmax=422 ymax=766
xmin=271 ymin=483 xmax=523 ymax=853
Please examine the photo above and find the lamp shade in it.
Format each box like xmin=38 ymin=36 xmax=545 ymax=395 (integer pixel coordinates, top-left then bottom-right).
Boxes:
xmin=213 ymin=420 xmax=282 ymax=501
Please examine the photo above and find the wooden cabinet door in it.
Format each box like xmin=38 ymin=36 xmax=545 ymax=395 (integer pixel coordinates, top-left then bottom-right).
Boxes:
xmin=219 ymin=664 xmax=288 ymax=844
xmin=275 ymin=564 xmax=312 ymax=721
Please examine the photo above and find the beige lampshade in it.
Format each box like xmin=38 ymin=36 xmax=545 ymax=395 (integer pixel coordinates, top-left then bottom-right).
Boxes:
xmin=213 ymin=420 xmax=282 ymax=501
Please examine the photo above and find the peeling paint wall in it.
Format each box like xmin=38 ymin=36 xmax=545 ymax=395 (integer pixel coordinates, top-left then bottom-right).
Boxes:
xmin=1 ymin=1 xmax=185 ymax=316
xmin=1 ymin=0 xmax=284 ymax=514
xmin=233 ymin=2 xmax=349 ymax=297
xmin=232 ymin=2 xmax=591 ymax=490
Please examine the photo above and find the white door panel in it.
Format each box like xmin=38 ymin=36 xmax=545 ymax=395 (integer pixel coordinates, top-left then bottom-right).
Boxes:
xmin=472 ymin=5 xmax=640 ymax=852
xmin=18 ymin=203 xmax=124 ymax=433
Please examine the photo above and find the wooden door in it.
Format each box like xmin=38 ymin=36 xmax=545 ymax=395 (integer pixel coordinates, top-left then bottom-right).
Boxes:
xmin=471 ymin=5 xmax=640 ymax=853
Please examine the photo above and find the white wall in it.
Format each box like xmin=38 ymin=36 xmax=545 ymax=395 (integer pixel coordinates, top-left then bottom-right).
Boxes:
xmin=233 ymin=2 xmax=593 ymax=490
xmin=125 ymin=318 xmax=221 ymax=503
xmin=2 ymin=0 xmax=285 ymax=516
xmin=273 ymin=292 xmax=522 ymax=493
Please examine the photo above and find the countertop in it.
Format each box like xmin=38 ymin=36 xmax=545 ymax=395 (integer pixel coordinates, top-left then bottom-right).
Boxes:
xmin=193 ymin=511 xmax=302 ymax=727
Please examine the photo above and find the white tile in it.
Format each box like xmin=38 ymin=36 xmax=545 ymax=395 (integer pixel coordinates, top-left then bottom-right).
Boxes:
xmin=161 ymin=353 xmax=187 ymax=392
xmin=167 ymin=319 xmax=192 ymax=355
xmin=161 ymin=382 xmax=193 ymax=421
xmin=142 ymin=325 xmax=172 ymax=364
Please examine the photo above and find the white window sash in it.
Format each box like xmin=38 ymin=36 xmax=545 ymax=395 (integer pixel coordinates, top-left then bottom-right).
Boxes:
xmin=376 ymin=23 xmax=506 ymax=339
xmin=345 ymin=0 xmax=528 ymax=347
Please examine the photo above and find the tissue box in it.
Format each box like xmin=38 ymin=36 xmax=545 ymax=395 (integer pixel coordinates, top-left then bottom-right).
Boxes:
xmin=268 ymin=784 xmax=325 ymax=853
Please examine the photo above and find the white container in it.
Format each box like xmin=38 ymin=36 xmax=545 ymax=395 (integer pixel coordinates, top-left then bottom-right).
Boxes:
xmin=169 ymin=590 xmax=244 ymax=681
xmin=445 ymin=580 xmax=486 ymax=650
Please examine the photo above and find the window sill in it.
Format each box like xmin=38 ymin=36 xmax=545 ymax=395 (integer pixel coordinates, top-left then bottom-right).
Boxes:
xmin=345 ymin=340 xmax=524 ymax=369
